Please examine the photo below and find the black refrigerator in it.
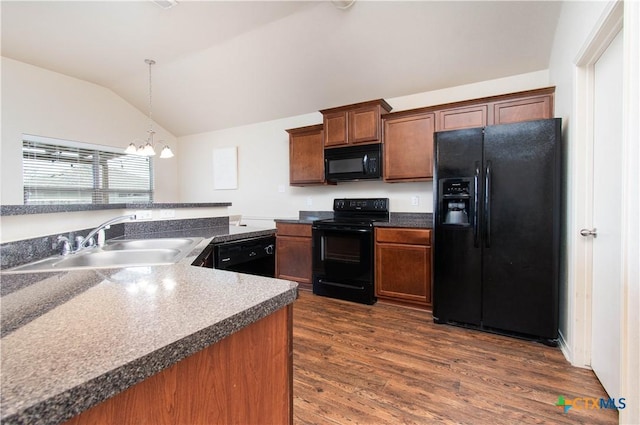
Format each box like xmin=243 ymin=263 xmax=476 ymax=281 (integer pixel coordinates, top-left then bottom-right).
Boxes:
xmin=433 ymin=118 xmax=561 ymax=345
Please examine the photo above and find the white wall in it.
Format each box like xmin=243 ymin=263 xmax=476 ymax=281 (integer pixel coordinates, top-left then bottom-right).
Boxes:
xmin=0 ymin=57 xmax=179 ymax=204
xmin=178 ymin=70 xmax=551 ymax=226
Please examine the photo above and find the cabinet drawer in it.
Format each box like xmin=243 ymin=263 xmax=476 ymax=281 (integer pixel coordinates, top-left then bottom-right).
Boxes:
xmin=276 ymin=222 xmax=312 ymax=238
xmin=376 ymin=228 xmax=431 ymax=245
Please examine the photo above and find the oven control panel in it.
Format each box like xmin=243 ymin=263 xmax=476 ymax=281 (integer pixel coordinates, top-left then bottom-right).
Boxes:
xmin=333 ymin=198 xmax=389 ymax=212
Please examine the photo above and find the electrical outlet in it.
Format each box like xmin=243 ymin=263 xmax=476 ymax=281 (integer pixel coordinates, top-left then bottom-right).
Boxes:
xmin=411 ymin=196 xmax=420 ymax=206
xmin=278 ymin=184 xmax=286 ymax=193
xmin=135 ymin=210 xmax=152 ymax=220
xmin=306 ymin=197 xmax=313 ymax=206
xmin=160 ymin=209 xmax=175 ymax=218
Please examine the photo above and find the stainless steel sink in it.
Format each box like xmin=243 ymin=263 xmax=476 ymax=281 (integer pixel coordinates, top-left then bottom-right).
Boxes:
xmin=101 ymin=238 xmax=200 ymax=251
xmin=2 ymin=237 xmax=204 ymax=274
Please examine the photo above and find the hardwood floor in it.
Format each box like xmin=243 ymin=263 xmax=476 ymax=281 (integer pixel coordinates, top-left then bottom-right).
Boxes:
xmin=292 ymin=290 xmax=618 ymax=425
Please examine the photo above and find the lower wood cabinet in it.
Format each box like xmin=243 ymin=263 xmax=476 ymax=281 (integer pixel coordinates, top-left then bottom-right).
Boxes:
xmin=276 ymin=222 xmax=312 ymax=290
xmin=64 ymin=306 xmax=293 ymax=425
xmin=375 ymin=227 xmax=432 ymax=309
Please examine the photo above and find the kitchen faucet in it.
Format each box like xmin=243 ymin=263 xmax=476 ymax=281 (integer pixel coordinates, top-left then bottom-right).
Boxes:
xmin=75 ymin=214 xmax=136 ymax=252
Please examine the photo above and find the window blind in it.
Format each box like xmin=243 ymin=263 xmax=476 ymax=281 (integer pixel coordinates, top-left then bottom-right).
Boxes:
xmin=22 ymin=137 xmax=153 ymax=205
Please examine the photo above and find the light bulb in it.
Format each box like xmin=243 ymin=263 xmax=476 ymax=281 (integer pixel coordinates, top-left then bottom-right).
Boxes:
xmin=160 ymin=146 xmax=174 ymax=158
xmin=125 ymin=143 xmax=138 ymax=155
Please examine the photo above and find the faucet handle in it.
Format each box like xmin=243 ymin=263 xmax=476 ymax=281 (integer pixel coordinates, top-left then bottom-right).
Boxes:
xmin=75 ymin=235 xmax=95 ymax=250
xmin=55 ymin=235 xmax=72 ymax=256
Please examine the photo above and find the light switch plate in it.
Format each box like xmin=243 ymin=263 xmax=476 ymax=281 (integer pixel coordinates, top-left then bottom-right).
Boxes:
xmin=135 ymin=210 xmax=153 ymax=220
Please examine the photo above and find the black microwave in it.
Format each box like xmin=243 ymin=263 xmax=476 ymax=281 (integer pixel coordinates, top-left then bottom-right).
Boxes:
xmin=325 ymin=144 xmax=382 ymax=182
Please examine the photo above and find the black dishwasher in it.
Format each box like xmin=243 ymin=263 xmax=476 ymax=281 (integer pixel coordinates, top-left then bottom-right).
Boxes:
xmin=192 ymin=235 xmax=276 ymax=278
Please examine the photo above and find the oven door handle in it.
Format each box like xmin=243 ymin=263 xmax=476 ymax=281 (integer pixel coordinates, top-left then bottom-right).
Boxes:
xmin=317 ymin=279 xmax=365 ymax=290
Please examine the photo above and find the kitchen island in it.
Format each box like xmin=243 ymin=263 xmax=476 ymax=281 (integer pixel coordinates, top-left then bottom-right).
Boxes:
xmin=0 ymin=229 xmax=297 ymax=425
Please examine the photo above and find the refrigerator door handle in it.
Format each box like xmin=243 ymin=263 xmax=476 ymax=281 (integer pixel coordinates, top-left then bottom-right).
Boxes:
xmin=474 ymin=162 xmax=480 ymax=247
xmin=484 ymin=161 xmax=492 ymax=247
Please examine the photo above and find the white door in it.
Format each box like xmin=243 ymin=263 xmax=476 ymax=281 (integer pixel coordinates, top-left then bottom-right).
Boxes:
xmin=590 ymin=29 xmax=623 ymax=399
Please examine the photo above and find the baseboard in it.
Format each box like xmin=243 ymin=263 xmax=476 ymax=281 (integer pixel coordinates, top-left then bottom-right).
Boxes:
xmin=558 ymin=329 xmax=592 ymax=370
xmin=557 ymin=329 xmax=572 ymax=364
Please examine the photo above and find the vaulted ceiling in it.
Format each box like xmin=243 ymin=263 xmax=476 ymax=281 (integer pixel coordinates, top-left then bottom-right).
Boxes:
xmin=1 ymin=1 xmax=563 ymax=137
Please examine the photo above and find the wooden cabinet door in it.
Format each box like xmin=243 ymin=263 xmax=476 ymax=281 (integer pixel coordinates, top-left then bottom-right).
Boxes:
xmin=321 ymin=99 xmax=391 ymax=147
xmin=491 ymin=94 xmax=553 ymax=125
xmin=276 ymin=236 xmax=312 ymax=284
xmin=436 ymin=104 xmax=488 ymax=131
xmin=376 ymin=242 xmax=432 ymax=306
xmin=288 ymin=125 xmax=324 ymax=185
xmin=323 ymin=111 xmax=348 ymax=147
xmin=349 ymin=105 xmax=380 ymax=144
xmin=383 ymin=112 xmax=435 ymax=181
xmin=375 ymin=228 xmax=432 ymax=308
xmin=276 ymin=223 xmax=312 ymax=286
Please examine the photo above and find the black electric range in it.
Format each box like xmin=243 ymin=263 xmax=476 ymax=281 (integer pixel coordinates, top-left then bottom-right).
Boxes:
xmin=311 ymin=198 xmax=389 ymax=304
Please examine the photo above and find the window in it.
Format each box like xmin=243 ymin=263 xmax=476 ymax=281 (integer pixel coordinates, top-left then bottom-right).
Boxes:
xmin=22 ymin=135 xmax=153 ymax=205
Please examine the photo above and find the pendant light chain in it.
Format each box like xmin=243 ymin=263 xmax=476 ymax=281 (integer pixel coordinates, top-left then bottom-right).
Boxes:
xmin=146 ymin=59 xmax=156 ymax=136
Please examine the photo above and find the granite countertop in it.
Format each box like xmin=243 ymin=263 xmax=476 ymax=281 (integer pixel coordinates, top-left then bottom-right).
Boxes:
xmin=209 ymin=225 xmax=276 ymax=243
xmin=274 ymin=218 xmax=316 ymax=225
xmin=0 ymin=203 xmax=232 ymax=217
xmin=275 ymin=212 xmax=433 ymax=229
xmin=0 ymin=226 xmax=295 ymax=425
xmin=377 ymin=213 xmax=433 ymax=229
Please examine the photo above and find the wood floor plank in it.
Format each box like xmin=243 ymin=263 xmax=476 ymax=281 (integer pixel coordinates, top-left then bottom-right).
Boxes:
xmin=293 ymin=291 xmax=618 ymax=425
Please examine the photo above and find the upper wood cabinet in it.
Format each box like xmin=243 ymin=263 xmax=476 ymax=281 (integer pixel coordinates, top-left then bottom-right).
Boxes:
xmin=436 ymin=104 xmax=488 ymax=132
xmin=435 ymin=87 xmax=554 ymax=131
xmin=381 ymin=87 xmax=554 ymax=182
xmin=431 ymin=87 xmax=555 ymax=131
xmin=286 ymin=124 xmax=325 ymax=186
xmin=320 ymin=99 xmax=392 ymax=147
xmin=285 ymin=88 xmax=554 ymax=186
xmin=383 ymin=111 xmax=435 ymax=182
xmin=490 ymin=92 xmax=553 ymax=125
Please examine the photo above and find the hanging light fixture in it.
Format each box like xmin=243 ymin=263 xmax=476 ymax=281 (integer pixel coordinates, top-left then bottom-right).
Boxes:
xmin=125 ymin=59 xmax=174 ymax=159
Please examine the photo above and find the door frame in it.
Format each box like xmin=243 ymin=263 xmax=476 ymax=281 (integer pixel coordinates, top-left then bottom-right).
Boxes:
xmin=570 ymin=1 xmax=639 ymax=423
xmin=571 ymin=0 xmax=623 ymax=370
